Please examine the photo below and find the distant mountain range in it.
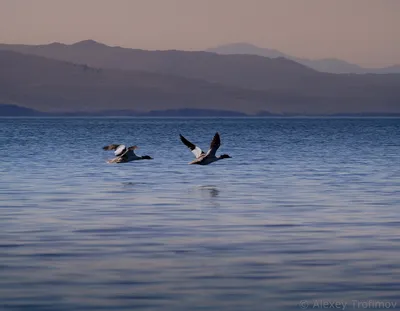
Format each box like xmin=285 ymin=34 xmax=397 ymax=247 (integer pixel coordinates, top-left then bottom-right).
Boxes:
xmin=0 ymin=40 xmax=322 ymax=92
xmin=2 ymin=103 xmax=399 ymax=118
xmin=0 ymin=103 xmax=247 ymax=117
xmin=1 ymin=49 xmax=270 ymax=114
xmin=0 ymin=103 xmax=41 ymax=116
xmin=207 ymin=43 xmax=400 ymax=74
xmin=0 ymin=41 xmax=399 ymax=115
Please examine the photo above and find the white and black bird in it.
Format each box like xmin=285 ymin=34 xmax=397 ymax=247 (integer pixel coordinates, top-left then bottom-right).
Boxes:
xmin=179 ymin=132 xmax=231 ymax=165
xmin=103 ymin=144 xmax=153 ymax=163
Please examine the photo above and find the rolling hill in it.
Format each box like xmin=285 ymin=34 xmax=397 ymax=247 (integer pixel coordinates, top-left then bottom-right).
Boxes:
xmin=207 ymin=42 xmax=400 ymax=74
xmin=0 ymin=50 xmax=276 ymax=114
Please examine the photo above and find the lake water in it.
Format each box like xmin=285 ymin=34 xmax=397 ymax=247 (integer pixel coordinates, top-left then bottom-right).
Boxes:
xmin=0 ymin=117 xmax=399 ymax=311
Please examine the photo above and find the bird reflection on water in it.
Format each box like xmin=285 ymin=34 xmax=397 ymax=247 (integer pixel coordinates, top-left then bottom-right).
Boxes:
xmin=197 ymin=185 xmax=220 ymax=198
xmin=183 ymin=185 xmax=221 ymax=208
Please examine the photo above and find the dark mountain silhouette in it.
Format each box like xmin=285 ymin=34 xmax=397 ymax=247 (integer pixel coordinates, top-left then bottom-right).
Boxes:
xmin=0 ymin=103 xmax=247 ymax=117
xmin=1 ymin=48 xmax=399 ymax=115
xmin=2 ymin=103 xmax=398 ymax=117
xmin=0 ymin=103 xmax=42 ymax=116
xmin=207 ymin=42 xmax=400 ymax=74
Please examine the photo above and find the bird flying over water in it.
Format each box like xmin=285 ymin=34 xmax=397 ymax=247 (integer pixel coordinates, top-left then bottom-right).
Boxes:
xmin=179 ymin=132 xmax=231 ymax=165
xmin=103 ymin=144 xmax=153 ymax=163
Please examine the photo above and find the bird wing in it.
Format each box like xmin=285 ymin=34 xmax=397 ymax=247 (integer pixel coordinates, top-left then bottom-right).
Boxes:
xmin=107 ymin=156 xmax=124 ymax=163
xmin=180 ymin=134 xmax=204 ymax=158
xmin=206 ymin=132 xmax=221 ymax=156
xmin=127 ymin=145 xmax=139 ymax=156
xmin=103 ymin=144 xmax=121 ymax=151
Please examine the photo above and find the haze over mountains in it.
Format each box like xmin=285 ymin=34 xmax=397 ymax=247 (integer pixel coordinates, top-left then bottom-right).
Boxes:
xmin=207 ymin=43 xmax=400 ymax=74
xmin=1 ymin=40 xmax=399 ymax=116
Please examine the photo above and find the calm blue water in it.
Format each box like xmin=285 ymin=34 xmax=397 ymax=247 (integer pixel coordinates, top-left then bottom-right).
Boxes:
xmin=1 ymin=117 xmax=399 ymax=311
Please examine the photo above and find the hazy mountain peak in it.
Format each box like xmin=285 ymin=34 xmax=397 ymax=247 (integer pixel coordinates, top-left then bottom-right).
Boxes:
xmin=48 ymin=42 xmax=66 ymax=47
xmin=206 ymin=42 xmax=400 ymax=74
xmin=207 ymin=42 xmax=287 ymax=58
xmin=72 ymin=39 xmax=108 ymax=48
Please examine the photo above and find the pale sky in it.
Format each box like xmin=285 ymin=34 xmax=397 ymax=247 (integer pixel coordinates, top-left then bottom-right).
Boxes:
xmin=0 ymin=0 xmax=399 ymax=67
